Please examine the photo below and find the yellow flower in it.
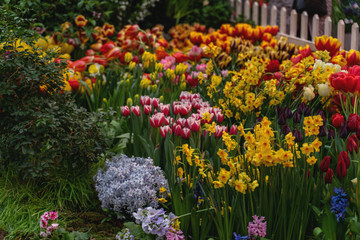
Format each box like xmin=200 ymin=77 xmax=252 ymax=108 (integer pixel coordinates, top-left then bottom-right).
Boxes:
xmin=300 ymin=143 xmax=314 ymax=156
xmin=218 ymin=168 xmax=231 ymax=183
xmin=311 ymin=138 xmax=322 ymax=152
xmin=213 ymin=180 xmax=225 ymax=189
xmin=160 ymin=187 xmax=167 ymax=193
xmin=217 ymin=149 xmax=228 ymax=164
xmin=178 ymin=167 xmax=184 ymax=178
xmin=158 ymin=198 xmax=168 ymax=203
xmin=285 ymin=132 xmax=295 ymax=148
xmin=306 ymin=156 xmax=317 ymax=165
xmin=234 ymin=179 xmax=247 ymax=194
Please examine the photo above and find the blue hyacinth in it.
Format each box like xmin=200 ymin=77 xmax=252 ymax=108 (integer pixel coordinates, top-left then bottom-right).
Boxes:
xmin=330 ymin=187 xmax=348 ymax=222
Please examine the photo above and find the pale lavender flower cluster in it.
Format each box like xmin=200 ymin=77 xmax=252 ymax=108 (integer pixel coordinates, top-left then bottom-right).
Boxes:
xmin=116 ymin=228 xmax=134 ymax=240
xmin=133 ymin=207 xmax=176 ymax=237
xmin=247 ymin=215 xmax=267 ymax=239
xmin=39 ymin=211 xmax=59 ymax=238
xmin=94 ymin=155 xmax=169 ymax=215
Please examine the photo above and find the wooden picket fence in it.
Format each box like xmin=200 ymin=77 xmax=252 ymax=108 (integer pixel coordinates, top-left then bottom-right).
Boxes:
xmin=230 ymin=0 xmax=360 ymax=51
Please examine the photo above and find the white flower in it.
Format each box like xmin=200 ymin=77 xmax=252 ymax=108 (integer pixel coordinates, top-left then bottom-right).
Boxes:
xmin=317 ymin=82 xmax=331 ymax=97
xmin=313 ymin=59 xmax=325 ymax=71
xmin=303 ymin=84 xmax=315 ymax=101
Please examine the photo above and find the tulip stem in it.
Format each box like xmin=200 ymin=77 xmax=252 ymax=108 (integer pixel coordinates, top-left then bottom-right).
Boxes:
xmin=354 ymin=95 xmax=358 ymax=114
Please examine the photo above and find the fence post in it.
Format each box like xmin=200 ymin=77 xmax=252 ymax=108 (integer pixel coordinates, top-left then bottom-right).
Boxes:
xmin=252 ymin=1 xmax=259 ymax=25
xmin=236 ymin=0 xmax=243 ymax=19
xmin=351 ymin=23 xmax=359 ymax=51
xmin=270 ymin=5 xmax=277 ymax=26
xmin=261 ymin=4 xmax=267 ymax=26
xmin=290 ymin=10 xmax=297 ymax=37
xmin=337 ymin=20 xmax=345 ymax=50
xmin=300 ymin=11 xmax=308 ymax=40
xmin=280 ymin=7 xmax=287 ymax=34
xmin=324 ymin=16 xmax=332 ymax=36
xmin=312 ymin=14 xmax=319 ymax=40
xmin=244 ymin=0 xmax=250 ymax=20
xmin=230 ymin=0 xmax=235 ymax=21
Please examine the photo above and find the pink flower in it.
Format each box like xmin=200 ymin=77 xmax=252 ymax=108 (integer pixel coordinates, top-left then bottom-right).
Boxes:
xmin=160 ymin=125 xmax=172 ymax=138
xmin=166 ymin=227 xmax=185 ymax=240
xmin=230 ymin=125 xmax=238 ymax=135
xmin=186 ymin=117 xmax=201 ymax=132
xmin=121 ymin=106 xmax=131 ymax=117
xmin=144 ymin=105 xmax=153 ymax=115
xmin=150 ymin=113 xmax=165 ymax=128
xmin=51 ymin=223 xmax=59 ymax=230
xmin=131 ymin=106 xmax=141 ymax=116
xmin=40 ymin=231 xmax=48 ymax=237
xmin=151 ymin=98 xmax=160 ymax=109
xmin=140 ymin=95 xmax=151 ymax=106
xmin=48 ymin=211 xmax=58 ymax=220
xmin=159 ymin=103 xmax=170 ymax=116
xmin=214 ymin=125 xmax=227 ymax=138
xmin=248 ymin=215 xmax=267 ymax=239
xmin=40 ymin=218 xmax=48 ymax=228
xmin=173 ymin=124 xmax=182 ymax=136
xmin=181 ymin=127 xmax=191 ymax=139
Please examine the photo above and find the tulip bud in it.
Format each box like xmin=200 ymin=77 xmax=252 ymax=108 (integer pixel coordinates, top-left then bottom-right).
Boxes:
xmin=339 ymin=150 xmax=350 ymax=169
xmin=328 ymin=129 xmax=335 ymax=140
xmin=174 ymin=124 xmax=182 ymax=136
xmin=127 ymin=98 xmax=133 ymax=107
xmin=278 ymin=113 xmax=286 ymax=125
xmin=347 ymin=134 xmax=359 ymax=154
xmin=284 ymin=107 xmax=293 ymax=119
xmin=293 ymin=111 xmax=301 ymax=124
xmin=318 ymin=125 xmax=327 ymax=137
xmin=298 ymin=103 xmax=306 ymax=114
xmin=339 ymin=125 xmax=348 ymax=139
xmin=324 ymin=168 xmax=334 ymax=184
xmin=336 ymin=158 xmax=347 ymax=178
xmin=282 ymin=125 xmax=291 ymax=135
xmin=304 ymin=106 xmax=312 ymax=116
xmin=319 ymin=156 xmax=331 ymax=172
xmin=347 ymin=113 xmax=360 ymax=132
xmin=160 ymin=125 xmax=172 ymax=138
xmin=293 ymin=130 xmax=303 ymax=142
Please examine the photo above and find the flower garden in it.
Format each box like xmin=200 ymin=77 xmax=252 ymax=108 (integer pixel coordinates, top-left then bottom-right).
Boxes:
xmin=1 ymin=1 xmax=360 ymax=239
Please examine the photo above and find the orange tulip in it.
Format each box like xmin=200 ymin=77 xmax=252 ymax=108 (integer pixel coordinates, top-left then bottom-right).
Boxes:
xmin=74 ymin=15 xmax=88 ymax=27
xmin=68 ymin=60 xmax=87 ymax=72
xmin=105 ymin=47 xmax=122 ymax=61
xmin=314 ymin=36 xmax=341 ymax=56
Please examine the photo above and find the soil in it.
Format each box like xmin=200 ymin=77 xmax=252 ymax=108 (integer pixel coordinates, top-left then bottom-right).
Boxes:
xmin=63 ymin=210 xmax=123 ymax=240
xmin=0 ymin=228 xmax=8 ymax=240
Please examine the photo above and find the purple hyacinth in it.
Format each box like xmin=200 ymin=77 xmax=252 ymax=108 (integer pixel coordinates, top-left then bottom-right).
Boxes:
xmin=330 ymin=187 xmax=348 ymax=222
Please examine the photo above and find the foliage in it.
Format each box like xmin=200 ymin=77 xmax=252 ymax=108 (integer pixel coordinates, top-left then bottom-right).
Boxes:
xmin=1 ymin=0 xmax=159 ymax=32
xmin=0 ymin=9 xmax=105 ymax=181
xmin=182 ymin=0 xmax=232 ymax=29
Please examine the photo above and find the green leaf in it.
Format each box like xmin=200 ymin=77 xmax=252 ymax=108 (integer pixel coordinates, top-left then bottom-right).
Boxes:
xmin=350 ymin=221 xmax=360 ymax=234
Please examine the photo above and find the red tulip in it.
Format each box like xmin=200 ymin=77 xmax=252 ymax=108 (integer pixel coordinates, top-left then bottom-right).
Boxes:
xmin=149 ymin=113 xmax=165 ymax=128
xmin=324 ymin=168 xmax=334 ymax=184
xmin=143 ymin=105 xmax=152 ymax=115
xmin=68 ymin=79 xmax=79 ymax=91
xmin=131 ymin=106 xmax=141 ymax=116
xmin=319 ymin=156 xmax=331 ymax=172
xmin=347 ymin=113 xmax=360 ymax=132
xmin=173 ymin=52 xmax=188 ymax=63
xmin=230 ymin=125 xmax=238 ymax=135
xmin=150 ymin=98 xmax=160 ymax=109
xmin=121 ymin=106 xmax=130 ymax=117
xmin=339 ymin=150 xmax=350 ymax=169
xmin=176 ymin=118 xmax=187 ymax=128
xmin=99 ymin=41 xmax=116 ymax=55
xmin=331 ymin=113 xmax=344 ymax=129
xmin=181 ymin=127 xmax=191 ymax=139
xmin=214 ymin=125 xmax=227 ymax=138
xmin=140 ymin=96 xmax=151 ymax=106
xmin=160 ymin=125 xmax=172 ymax=138
xmin=347 ymin=134 xmax=359 ymax=153
xmin=215 ymin=112 xmax=224 ymax=123
xmin=105 ymin=47 xmax=122 ymax=61
xmin=159 ymin=104 xmax=170 ymax=116
xmin=186 ymin=117 xmax=201 ymax=132
xmin=336 ymin=158 xmax=347 ymax=178
xmin=173 ymin=124 xmax=182 ymax=136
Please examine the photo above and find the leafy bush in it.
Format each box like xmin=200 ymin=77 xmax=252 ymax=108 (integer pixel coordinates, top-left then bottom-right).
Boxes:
xmin=94 ymin=155 xmax=168 ymax=216
xmin=0 ymin=9 xmax=105 ymax=181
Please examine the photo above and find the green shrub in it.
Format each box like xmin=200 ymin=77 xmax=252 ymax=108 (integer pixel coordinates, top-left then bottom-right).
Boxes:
xmin=0 ymin=9 xmax=106 ymax=181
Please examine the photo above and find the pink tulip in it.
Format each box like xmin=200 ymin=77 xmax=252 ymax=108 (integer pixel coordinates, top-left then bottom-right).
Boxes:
xmin=173 ymin=124 xmax=182 ymax=136
xmin=143 ymin=105 xmax=152 ymax=115
xmin=181 ymin=127 xmax=191 ymax=139
xmin=186 ymin=117 xmax=201 ymax=132
xmin=121 ymin=106 xmax=131 ymax=117
xmin=131 ymin=106 xmax=141 ymax=116
xmin=150 ymin=112 xmax=165 ymax=128
xmin=230 ymin=124 xmax=238 ymax=135
xmin=159 ymin=103 xmax=170 ymax=116
xmin=140 ymin=95 xmax=151 ymax=106
xmin=160 ymin=125 xmax=172 ymax=138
